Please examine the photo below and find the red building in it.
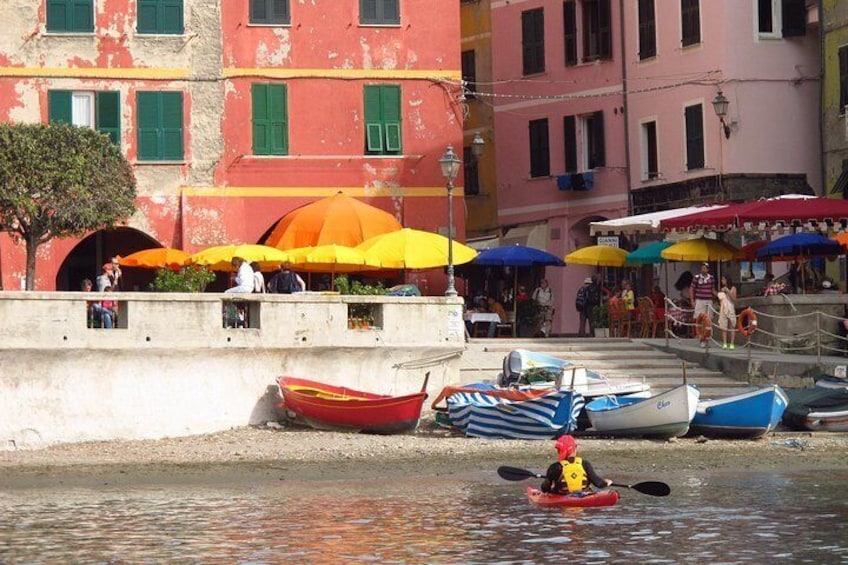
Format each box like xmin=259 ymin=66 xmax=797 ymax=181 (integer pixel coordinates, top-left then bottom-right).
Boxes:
xmin=0 ymin=0 xmax=463 ymax=291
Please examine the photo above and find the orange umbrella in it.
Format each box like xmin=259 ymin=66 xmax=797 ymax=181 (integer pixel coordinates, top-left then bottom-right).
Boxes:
xmin=117 ymin=247 xmax=190 ymax=270
xmin=832 ymin=232 xmax=848 ymax=251
xmin=265 ymin=192 xmax=402 ymax=250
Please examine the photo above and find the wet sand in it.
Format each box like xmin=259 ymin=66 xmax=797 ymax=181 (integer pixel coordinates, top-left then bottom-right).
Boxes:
xmin=2 ymin=417 xmax=847 ymax=489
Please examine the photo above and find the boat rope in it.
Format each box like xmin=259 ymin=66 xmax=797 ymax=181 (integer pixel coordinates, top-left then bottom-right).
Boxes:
xmin=392 ymin=348 xmax=465 ymax=369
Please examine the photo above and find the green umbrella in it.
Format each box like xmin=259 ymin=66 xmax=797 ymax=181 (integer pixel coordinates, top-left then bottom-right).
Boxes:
xmin=625 ymin=241 xmax=673 ymax=265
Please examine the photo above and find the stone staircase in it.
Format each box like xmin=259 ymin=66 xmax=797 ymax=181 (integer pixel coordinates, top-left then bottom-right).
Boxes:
xmin=458 ymin=337 xmax=753 ymax=398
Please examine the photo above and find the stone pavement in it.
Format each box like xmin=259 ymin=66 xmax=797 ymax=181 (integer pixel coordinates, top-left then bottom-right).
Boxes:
xmin=460 ymin=335 xmax=844 ymax=398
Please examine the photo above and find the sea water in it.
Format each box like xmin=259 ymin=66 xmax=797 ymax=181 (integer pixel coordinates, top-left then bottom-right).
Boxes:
xmin=1 ymin=469 xmax=847 ymax=563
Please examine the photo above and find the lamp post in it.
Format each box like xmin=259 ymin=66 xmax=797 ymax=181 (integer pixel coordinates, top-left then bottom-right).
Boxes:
xmin=439 ymin=145 xmax=461 ymax=297
xmin=711 ymin=90 xmax=731 ymax=139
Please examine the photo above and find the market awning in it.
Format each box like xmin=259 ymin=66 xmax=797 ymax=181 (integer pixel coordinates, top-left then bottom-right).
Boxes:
xmin=466 ymin=235 xmax=500 ymax=251
xmin=589 ymin=205 xmax=728 ymax=236
xmin=500 ymin=223 xmax=548 ymax=250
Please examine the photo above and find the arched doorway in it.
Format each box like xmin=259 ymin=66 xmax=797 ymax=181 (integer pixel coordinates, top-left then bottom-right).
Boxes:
xmin=56 ymin=228 xmax=161 ymax=291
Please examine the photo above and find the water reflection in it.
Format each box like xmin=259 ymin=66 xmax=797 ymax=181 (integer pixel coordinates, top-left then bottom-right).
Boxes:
xmin=1 ymin=471 xmax=847 ymax=563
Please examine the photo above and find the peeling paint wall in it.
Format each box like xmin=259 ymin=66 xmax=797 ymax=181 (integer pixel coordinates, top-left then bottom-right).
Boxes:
xmin=0 ymin=1 xmax=462 ymax=291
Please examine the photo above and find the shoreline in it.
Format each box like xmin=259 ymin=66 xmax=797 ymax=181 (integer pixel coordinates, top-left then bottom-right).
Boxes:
xmin=2 ymin=419 xmax=847 ymax=489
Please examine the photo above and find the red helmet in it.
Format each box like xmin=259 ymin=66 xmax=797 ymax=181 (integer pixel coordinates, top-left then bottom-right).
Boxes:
xmin=555 ymin=435 xmax=578 ymax=459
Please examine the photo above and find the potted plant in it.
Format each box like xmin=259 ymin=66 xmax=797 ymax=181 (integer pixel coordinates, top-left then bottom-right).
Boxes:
xmin=592 ymin=304 xmax=609 ymax=337
xmin=516 ymin=298 xmax=544 ymax=337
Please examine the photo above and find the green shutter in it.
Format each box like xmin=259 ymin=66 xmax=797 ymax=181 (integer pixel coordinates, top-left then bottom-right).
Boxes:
xmin=162 ymin=0 xmax=184 ymax=34
xmin=361 ymin=0 xmax=378 ymax=24
xmin=252 ymin=84 xmax=270 ymax=155
xmin=47 ymin=0 xmax=93 ymax=32
xmin=268 ymin=84 xmax=288 ymax=154
xmin=381 ymin=0 xmax=399 ymax=24
xmin=137 ymin=0 xmax=158 ymax=33
xmin=364 ymin=86 xmax=384 ymax=153
xmin=137 ymin=92 xmax=160 ymax=160
xmin=381 ymin=85 xmax=401 ymax=153
xmin=96 ymin=91 xmax=121 ymax=146
xmin=48 ymin=90 xmax=73 ymax=124
xmin=160 ymin=92 xmax=183 ymax=160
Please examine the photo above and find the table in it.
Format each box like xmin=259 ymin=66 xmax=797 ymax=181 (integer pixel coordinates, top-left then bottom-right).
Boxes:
xmin=464 ymin=312 xmax=502 ymax=337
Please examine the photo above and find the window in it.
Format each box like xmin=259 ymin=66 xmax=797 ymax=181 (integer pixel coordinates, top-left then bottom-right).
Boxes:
xmin=638 ymin=0 xmax=656 ymax=60
xmin=759 ymin=0 xmax=806 ymax=37
xmin=681 ymin=0 xmax=700 ymax=47
xmin=360 ymin=0 xmax=399 ymax=25
xmin=463 ymin=146 xmax=480 ymax=196
xmin=684 ymin=103 xmax=704 ymax=170
xmin=563 ymin=115 xmax=577 ymax=173
xmin=461 ymin=50 xmax=477 ymax=100
xmin=252 ymin=84 xmax=288 ymax=155
xmin=137 ymin=0 xmax=184 ymax=34
xmin=563 ymin=2 xmax=577 ymax=66
xmin=49 ymin=90 xmax=120 ymax=145
xmin=250 ymin=0 xmax=290 ymax=24
xmin=582 ymin=0 xmax=612 ymax=61
xmin=522 ymin=8 xmax=545 ymax=75
xmin=46 ymin=0 xmax=93 ymax=32
xmin=840 ymin=46 xmax=848 ymax=114
xmin=583 ymin=111 xmax=605 ymax=169
xmin=137 ymin=91 xmax=184 ymax=161
xmin=364 ymin=85 xmax=401 ymax=155
xmin=528 ymin=119 xmax=550 ymax=178
xmin=641 ymin=121 xmax=658 ymax=180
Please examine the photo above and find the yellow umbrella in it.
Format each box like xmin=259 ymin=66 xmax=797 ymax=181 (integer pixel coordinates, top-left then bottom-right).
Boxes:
xmin=186 ymin=244 xmax=290 ymax=271
xmin=286 ymin=244 xmax=382 ymax=273
xmin=660 ymin=238 xmax=742 ymax=262
xmin=565 ymin=245 xmax=629 ymax=267
xmin=117 ymin=247 xmax=190 ymax=270
xmin=356 ymin=228 xmax=478 ymax=269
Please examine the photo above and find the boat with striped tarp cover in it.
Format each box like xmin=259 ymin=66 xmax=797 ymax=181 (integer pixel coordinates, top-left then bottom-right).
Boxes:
xmin=443 ymin=385 xmax=585 ymax=439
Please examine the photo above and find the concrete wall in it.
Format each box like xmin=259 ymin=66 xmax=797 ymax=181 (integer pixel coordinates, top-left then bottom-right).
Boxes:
xmin=0 ymin=293 xmax=465 ymax=449
xmin=736 ymin=294 xmax=848 ymax=353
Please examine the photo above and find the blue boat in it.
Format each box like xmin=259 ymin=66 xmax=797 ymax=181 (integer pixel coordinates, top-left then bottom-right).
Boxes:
xmin=690 ymin=385 xmax=789 ymax=438
xmin=446 ymin=387 xmax=584 ymax=440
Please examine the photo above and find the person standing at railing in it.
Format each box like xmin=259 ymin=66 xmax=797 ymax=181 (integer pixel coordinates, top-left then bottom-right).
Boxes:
xmin=718 ymin=275 xmax=737 ymax=350
xmin=690 ymin=263 xmax=716 ymax=348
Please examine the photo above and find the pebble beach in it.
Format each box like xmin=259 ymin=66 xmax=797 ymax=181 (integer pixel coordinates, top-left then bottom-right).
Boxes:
xmin=2 ymin=416 xmax=847 ymax=489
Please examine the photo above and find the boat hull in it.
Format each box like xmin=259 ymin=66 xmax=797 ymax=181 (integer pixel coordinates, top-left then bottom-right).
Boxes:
xmin=445 ymin=387 xmax=584 ymax=439
xmin=525 ymin=486 xmax=620 ymax=508
xmin=276 ymin=376 xmax=427 ymax=434
xmin=783 ymin=386 xmax=848 ymax=432
xmin=585 ymin=385 xmax=699 ymax=438
xmin=690 ymin=385 xmax=788 ymax=439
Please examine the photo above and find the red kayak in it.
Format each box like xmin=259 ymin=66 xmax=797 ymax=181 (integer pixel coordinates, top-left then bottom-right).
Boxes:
xmin=525 ymin=486 xmax=620 ymax=508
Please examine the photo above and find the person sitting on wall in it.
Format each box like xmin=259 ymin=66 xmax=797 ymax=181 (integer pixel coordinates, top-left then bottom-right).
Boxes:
xmin=225 ymin=257 xmax=254 ymax=294
xmin=762 ymin=273 xmax=787 ymax=296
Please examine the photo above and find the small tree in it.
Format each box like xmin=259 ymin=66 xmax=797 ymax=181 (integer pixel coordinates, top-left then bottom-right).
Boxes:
xmin=0 ymin=123 xmax=136 ymax=289
xmin=149 ymin=266 xmax=216 ymax=293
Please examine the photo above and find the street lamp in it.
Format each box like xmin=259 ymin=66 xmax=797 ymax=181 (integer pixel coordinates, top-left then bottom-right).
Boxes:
xmin=471 ymin=132 xmax=485 ymax=159
xmin=439 ymin=145 xmax=461 ymax=297
xmin=711 ymin=90 xmax=731 ymax=139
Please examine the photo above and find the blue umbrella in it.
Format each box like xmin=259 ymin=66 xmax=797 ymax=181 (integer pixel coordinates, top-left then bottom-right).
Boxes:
xmin=755 ymin=233 xmax=842 ymax=259
xmin=470 ymin=245 xmax=565 ymax=337
xmin=473 ymin=244 xmax=566 ymax=267
xmin=625 ymin=241 xmax=673 ymax=265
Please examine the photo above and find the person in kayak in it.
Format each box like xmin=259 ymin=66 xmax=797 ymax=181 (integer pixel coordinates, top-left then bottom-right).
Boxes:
xmin=540 ymin=435 xmax=613 ymax=495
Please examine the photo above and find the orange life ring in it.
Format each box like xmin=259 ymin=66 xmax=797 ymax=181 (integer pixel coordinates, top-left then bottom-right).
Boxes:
xmin=695 ymin=313 xmax=712 ymax=339
xmin=736 ymin=307 xmax=758 ymax=337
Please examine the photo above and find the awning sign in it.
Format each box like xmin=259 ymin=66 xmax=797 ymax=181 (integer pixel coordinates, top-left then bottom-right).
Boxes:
xmin=596 ymin=236 xmax=620 ymax=248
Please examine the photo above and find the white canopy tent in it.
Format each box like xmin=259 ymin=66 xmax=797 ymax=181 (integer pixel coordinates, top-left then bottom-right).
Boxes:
xmin=589 ymin=205 xmax=728 ymax=236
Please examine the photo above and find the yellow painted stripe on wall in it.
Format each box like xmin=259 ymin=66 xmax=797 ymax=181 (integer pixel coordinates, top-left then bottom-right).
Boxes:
xmin=0 ymin=67 xmax=189 ymax=80
xmin=223 ymin=68 xmax=461 ymax=80
xmin=181 ymin=186 xmax=464 ymax=198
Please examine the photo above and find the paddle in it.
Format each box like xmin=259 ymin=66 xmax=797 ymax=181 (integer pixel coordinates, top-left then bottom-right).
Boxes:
xmin=497 ymin=466 xmax=671 ymax=497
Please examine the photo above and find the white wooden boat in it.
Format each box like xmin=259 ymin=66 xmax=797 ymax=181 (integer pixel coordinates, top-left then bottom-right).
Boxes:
xmin=584 ymin=384 xmax=700 ymax=438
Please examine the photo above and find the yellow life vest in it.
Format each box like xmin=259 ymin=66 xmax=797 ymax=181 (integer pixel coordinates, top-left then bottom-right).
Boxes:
xmin=559 ymin=456 xmax=588 ymax=493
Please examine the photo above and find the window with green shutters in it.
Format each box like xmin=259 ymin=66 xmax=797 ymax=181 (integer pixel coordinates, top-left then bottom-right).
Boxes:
xmin=46 ymin=0 xmax=93 ymax=32
xmin=137 ymin=0 xmax=184 ymax=34
xmin=364 ymin=85 xmax=401 ymax=155
xmin=684 ymin=103 xmax=704 ymax=170
xmin=137 ymin=91 xmax=184 ymax=161
xmin=252 ymin=84 xmax=288 ymax=156
xmin=250 ymin=0 xmax=290 ymax=25
xmin=360 ymin=0 xmax=400 ymax=25
xmin=48 ymin=90 xmax=121 ymax=146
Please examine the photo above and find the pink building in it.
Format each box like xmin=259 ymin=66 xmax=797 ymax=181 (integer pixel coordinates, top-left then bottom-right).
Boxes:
xmin=491 ymin=0 xmax=629 ymax=334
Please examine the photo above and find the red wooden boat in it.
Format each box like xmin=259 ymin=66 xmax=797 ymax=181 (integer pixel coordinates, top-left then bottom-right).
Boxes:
xmin=276 ymin=374 xmax=429 ymax=434
xmin=525 ymin=486 xmax=620 ymax=508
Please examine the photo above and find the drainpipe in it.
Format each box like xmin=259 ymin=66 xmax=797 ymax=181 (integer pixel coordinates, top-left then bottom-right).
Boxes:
xmin=818 ymin=0 xmax=826 ymax=198
xmin=619 ymin=0 xmax=633 ymax=213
